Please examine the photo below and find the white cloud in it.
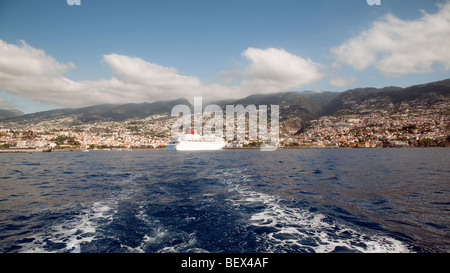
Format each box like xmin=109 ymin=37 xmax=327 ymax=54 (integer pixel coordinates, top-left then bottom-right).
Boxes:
xmin=102 ymin=54 xmax=202 ymax=93
xmin=0 ymin=40 xmax=245 ymax=107
xmin=0 ymin=40 xmax=215 ymax=107
xmin=0 ymin=39 xmax=81 ymax=105
xmin=99 ymin=54 xmax=205 ymax=102
xmin=240 ymin=47 xmax=324 ymax=93
xmin=331 ymin=1 xmax=450 ymax=77
xmin=0 ymin=40 xmax=324 ymax=108
xmin=329 ymin=76 xmax=357 ymax=88
xmin=98 ymin=54 xmax=242 ymax=103
xmin=0 ymin=40 xmax=75 ymax=77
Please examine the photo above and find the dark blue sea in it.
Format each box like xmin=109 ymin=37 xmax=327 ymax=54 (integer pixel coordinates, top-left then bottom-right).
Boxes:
xmin=0 ymin=148 xmax=449 ymax=253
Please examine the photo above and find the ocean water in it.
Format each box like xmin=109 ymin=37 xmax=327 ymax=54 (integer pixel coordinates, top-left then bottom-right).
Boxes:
xmin=0 ymin=148 xmax=448 ymax=253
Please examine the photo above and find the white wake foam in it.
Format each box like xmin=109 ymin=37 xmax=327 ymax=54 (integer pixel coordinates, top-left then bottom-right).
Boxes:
xmin=221 ymin=168 xmax=411 ymax=253
xmin=18 ymin=202 xmax=114 ymax=253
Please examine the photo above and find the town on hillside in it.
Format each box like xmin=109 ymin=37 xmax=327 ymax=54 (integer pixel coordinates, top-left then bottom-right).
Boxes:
xmin=1 ymin=95 xmax=448 ymax=152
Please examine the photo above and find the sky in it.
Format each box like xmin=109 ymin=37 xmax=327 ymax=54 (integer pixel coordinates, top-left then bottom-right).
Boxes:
xmin=0 ymin=0 xmax=449 ymax=113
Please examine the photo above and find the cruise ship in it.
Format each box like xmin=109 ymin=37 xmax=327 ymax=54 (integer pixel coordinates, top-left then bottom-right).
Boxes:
xmin=166 ymin=130 xmax=226 ymax=151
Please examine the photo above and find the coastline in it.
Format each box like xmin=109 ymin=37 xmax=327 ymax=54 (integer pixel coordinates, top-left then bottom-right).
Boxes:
xmin=1 ymin=145 xmax=448 ymax=153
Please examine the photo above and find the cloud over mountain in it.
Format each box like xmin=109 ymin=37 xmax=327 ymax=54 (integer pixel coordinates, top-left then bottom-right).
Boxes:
xmin=0 ymin=40 xmax=323 ymax=108
xmin=4 ymin=0 xmax=448 ymax=110
xmin=0 ymin=39 xmax=78 ymax=105
xmin=331 ymin=1 xmax=450 ymax=77
xmin=240 ymin=47 xmax=324 ymax=93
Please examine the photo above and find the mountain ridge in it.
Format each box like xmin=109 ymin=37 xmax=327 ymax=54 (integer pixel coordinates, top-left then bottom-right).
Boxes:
xmin=0 ymin=109 xmax=24 ymax=120
xmin=1 ymin=79 xmax=449 ymax=130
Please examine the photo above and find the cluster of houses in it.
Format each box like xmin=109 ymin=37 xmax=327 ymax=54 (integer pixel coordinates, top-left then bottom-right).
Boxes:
xmin=1 ymin=98 xmax=449 ymax=151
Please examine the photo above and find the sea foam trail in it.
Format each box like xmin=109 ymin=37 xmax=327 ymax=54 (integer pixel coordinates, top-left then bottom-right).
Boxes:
xmin=248 ymin=193 xmax=410 ymax=253
xmin=222 ymin=168 xmax=411 ymax=253
xmin=17 ymin=202 xmax=113 ymax=253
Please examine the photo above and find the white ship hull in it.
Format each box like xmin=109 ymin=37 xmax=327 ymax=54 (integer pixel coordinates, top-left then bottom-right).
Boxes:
xmin=166 ymin=141 xmax=225 ymax=151
xmin=166 ymin=133 xmax=226 ymax=151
